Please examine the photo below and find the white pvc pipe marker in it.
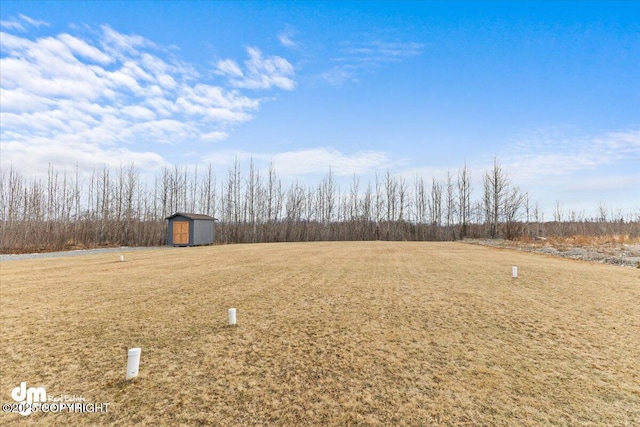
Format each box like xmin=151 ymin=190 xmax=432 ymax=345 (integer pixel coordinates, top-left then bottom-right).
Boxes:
xmin=120 ymin=255 xmax=125 ymax=262
xmin=228 ymin=308 xmax=237 ymax=326
xmin=512 ymin=266 xmax=518 ymax=278
xmin=126 ymin=348 xmax=141 ymax=380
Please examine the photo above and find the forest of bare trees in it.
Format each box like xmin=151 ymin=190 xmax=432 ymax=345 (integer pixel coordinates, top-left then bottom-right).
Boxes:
xmin=1 ymin=159 xmax=638 ymax=253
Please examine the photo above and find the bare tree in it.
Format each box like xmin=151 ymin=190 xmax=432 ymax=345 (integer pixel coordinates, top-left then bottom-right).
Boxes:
xmin=123 ymin=163 xmax=138 ymax=243
xmin=503 ymin=187 xmax=526 ymax=240
xmin=445 ymin=170 xmax=456 ymax=240
xmin=483 ymin=158 xmax=508 ymax=239
xmin=361 ymin=181 xmax=374 ymax=240
xmin=245 ymin=159 xmax=261 ymax=242
xmin=398 ymin=176 xmax=408 ymax=222
xmin=348 ymin=174 xmax=361 ymax=239
xmin=266 ymin=162 xmax=280 ymax=223
xmin=429 ymin=178 xmax=443 ymax=240
xmin=199 ymin=163 xmax=216 ymax=218
xmin=318 ymin=168 xmax=336 ymax=226
xmin=457 ymin=162 xmax=472 ymax=239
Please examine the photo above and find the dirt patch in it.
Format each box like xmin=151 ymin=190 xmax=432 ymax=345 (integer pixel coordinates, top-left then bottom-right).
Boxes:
xmin=467 ymin=236 xmax=640 ymax=268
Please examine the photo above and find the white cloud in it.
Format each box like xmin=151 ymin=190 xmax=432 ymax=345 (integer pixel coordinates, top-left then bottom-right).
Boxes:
xmin=592 ymin=130 xmax=640 ymax=158
xmin=0 ymin=22 xmax=295 ymax=176
xmin=504 ymin=128 xmax=640 ymax=181
xmin=121 ymin=105 xmax=157 ymax=121
xmin=200 ymin=131 xmax=229 ymax=142
xmin=100 ymin=24 xmax=150 ymax=56
xmin=367 ymin=41 xmax=424 ymax=59
xmin=488 ymin=128 xmax=640 ymax=216
xmin=0 ymin=14 xmax=49 ymax=32
xmin=2 ymin=136 xmax=165 ymax=176
xmin=0 ymin=32 xmax=112 ymax=100
xmin=192 ymin=147 xmax=394 ymax=193
xmin=0 ymin=88 xmax=51 ymax=113
xmin=0 ymin=20 xmax=26 ymax=32
xmin=278 ymin=27 xmax=300 ymax=49
xmin=565 ymin=174 xmax=640 ymax=193
xmin=58 ymin=33 xmax=112 ymax=64
xmin=216 ymin=47 xmax=296 ymax=90
xmin=320 ymin=67 xmax=356 ymax=86
xmin=270 ymin=148 xmax=390 ymax=176
xmin=18 ymin=15 xmax=49 ymax=28
xmin=216 ymin=59 xmax=243 ymax=78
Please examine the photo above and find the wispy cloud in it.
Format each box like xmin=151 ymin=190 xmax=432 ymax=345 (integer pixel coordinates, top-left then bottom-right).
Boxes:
xmin=564 ymin=174 xmax=640 ymax=193
xmin=270 ymin=148 xmax=391 ymax=176
xmin=18 ymin=14 xmax=49 ymax=28
xmin=322 ymin=39 xmax=424 ymax=86
xmin=0 ymin=21 xmax=295 ymax=175
xmin=278 ymin=26 xmax=300 ymax=50
xmin=491 ymin=128 xmax=640 ymax=215
xmin=0 ymin=14 xmax=49 ymax=32
xmin=339 ymin=40 xmax=424 ymax=63
xmin=321 ymin=66 xmax=358 ymax=86
xmin=0 ymin=20 xmax=26 ymax=32
xmin=202 ymin=147 xmax=392 ymax=178
xmin=215 ymin=47 xmax=296 ymax=90
xmin=504 ymin=128 xmax=640 ymax=181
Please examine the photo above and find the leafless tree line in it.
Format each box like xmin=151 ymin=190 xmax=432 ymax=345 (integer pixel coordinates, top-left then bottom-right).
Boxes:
xmin=1 ymin=159 xmax=638 ymax=253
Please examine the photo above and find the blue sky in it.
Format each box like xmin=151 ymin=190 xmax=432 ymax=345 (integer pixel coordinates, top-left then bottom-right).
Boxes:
xmin=1 ymin=1 xmax=638 ymax=218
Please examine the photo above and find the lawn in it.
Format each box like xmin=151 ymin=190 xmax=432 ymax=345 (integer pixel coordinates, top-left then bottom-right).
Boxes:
xmin=1 ymin=242 xmax=638 ymax=426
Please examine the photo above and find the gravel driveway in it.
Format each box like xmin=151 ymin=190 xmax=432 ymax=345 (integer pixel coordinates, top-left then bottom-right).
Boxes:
xmin=0 ymin=246 xmax=168 ymax=262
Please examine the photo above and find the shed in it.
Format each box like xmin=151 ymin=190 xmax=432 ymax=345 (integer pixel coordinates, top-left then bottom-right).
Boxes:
xmin=166 ymin=212 xmax=216 ymax=246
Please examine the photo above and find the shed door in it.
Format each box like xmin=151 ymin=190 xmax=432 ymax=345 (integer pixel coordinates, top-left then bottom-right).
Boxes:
xmin=173 ymin=221 xmax=189 ymax=244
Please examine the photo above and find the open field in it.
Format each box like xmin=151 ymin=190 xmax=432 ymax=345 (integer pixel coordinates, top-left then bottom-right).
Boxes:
xmin=1 ymin=242 xmax=639 ymax=426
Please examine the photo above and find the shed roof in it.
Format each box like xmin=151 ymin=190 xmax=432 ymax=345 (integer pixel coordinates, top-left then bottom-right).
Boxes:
xmin=166 ymin=212 xmax=217 ymax=221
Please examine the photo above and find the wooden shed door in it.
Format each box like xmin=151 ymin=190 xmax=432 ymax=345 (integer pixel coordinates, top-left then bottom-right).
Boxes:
xmin=173 ymin=221 xmax=189 ymax=244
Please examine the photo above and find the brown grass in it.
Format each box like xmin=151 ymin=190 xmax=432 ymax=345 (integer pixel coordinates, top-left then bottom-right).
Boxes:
xmin=1 ymin=242 xmax=639 ymax=426
xmin=518 ymin=234 xmax=640 ymax=248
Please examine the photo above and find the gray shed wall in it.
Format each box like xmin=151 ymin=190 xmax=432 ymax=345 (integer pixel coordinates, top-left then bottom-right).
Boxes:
xmin=167 ymin=220 xmax=175 ymax=245
xmin=192 ymin=219 xmax=215 ymax=245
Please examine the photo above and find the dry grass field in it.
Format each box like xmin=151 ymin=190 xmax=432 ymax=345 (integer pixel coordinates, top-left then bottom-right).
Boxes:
xmin=1 ymin=242 xmax=639 ymax=426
